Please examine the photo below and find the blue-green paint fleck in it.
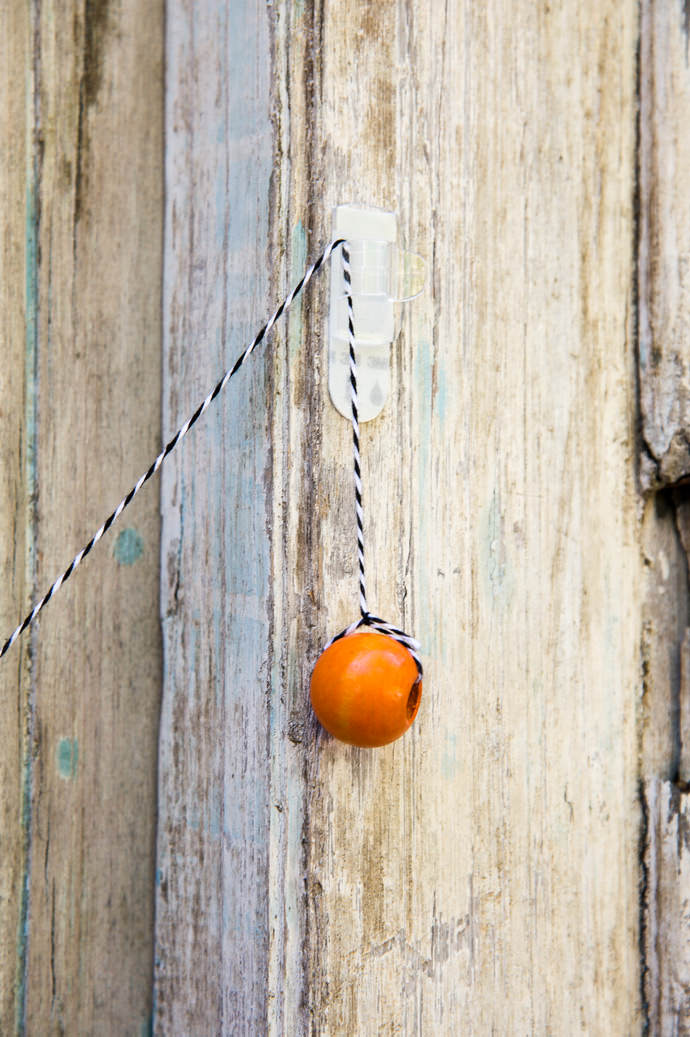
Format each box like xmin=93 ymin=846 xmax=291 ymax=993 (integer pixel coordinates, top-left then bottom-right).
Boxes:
xmin=57 ymin=738 xmax=79 ymax=780
xmin=140 ymin=1014 xmax=153 ymax=1037
xmin=288 ymin=222 xmax=308 ymax=359
xmin=113 ymin=527 xmax=144 ymax=566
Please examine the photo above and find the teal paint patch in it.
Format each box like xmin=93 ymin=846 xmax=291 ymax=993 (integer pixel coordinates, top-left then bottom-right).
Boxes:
xmin=140 ymin=1014 xmax=153 ymax=1037
xmin=113 ymin=527 xmax=144 ymax=565
xmin=57 ymin=738 xmax=79 ymax=780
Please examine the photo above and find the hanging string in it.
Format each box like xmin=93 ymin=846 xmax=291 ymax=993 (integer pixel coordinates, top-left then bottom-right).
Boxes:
xmin=323 ymin=245 xmax=423 ymax=683
xmin=1 ymin=239 xmax=422 ymax=677
xmin=345 ymin=244 xmax=368 ymax=619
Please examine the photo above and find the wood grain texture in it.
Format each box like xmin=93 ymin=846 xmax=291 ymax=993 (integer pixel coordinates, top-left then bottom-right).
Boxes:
xmin=0 ymin=4 xmax=34 ymax=1030
xmin=0 ymin=1 xmax=164 ymax=1032
xmin=682 ymin=627 xmax=690 ymax=783
xmin=639 ymin=0 xmax=690 ymax=490
xmin=297 ymin=3 xmax=640 ymax=1032
xmin=158 ymin=0 xmax=642 ymax=1033
xmin=155 ymin=2 xmax=275 ymax=1032
xmin=643 ymin=777 xmax=690 ymax=1032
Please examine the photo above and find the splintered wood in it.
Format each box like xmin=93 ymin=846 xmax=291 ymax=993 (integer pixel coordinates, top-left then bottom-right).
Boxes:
xmin=643 ymin=778 xmax=690 ymax=1031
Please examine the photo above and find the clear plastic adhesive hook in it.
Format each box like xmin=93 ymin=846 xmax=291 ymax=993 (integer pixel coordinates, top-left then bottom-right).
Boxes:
xmin=328 ymin=204 xmax=426 ymax=422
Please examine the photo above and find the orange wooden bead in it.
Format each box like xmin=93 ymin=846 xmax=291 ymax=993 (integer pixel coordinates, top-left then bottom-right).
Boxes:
xmin=310 ymin=630 xmax=422 ymax=747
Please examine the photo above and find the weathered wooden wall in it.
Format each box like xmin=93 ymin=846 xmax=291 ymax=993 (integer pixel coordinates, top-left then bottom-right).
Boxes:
xmin=3 ymin=0 xmax=690 ymax=1034
xmin=0 ymin=1 xmax=163 ymax=1033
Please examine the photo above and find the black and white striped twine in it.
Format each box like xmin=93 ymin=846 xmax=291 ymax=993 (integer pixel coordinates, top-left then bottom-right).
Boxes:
xmin=1 ymin=240 xmax=422 ymax=680
xmin=324 ymin=246 xmax=422 ymax=681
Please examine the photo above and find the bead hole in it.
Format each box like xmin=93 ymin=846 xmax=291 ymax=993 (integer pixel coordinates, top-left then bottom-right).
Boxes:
xmin=406 ymin=680 xmax=421 ymax=722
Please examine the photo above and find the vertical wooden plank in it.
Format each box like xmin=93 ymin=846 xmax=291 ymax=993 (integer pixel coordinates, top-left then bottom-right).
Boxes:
xmin=158 ymin=0 xmax=641 ymax=1032
xmin=0 ymin=5 xmax=34 ymax=1031
xmin=0 ymin=2 xmax=164 ymax=1033
xmin=155 ymin=2 xmax=274 ymax=1032
xmin=271 ymin=5 xmax=422 ymax=1031
xmin=277 ymin=1 xmax=641 ymax=1032
xmin=643 ymin=778 xmax=690 ymax=1031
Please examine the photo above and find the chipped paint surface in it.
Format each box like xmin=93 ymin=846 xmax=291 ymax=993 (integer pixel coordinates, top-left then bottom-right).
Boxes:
xmin=113 ymin=527 xmax=144 ymax=566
